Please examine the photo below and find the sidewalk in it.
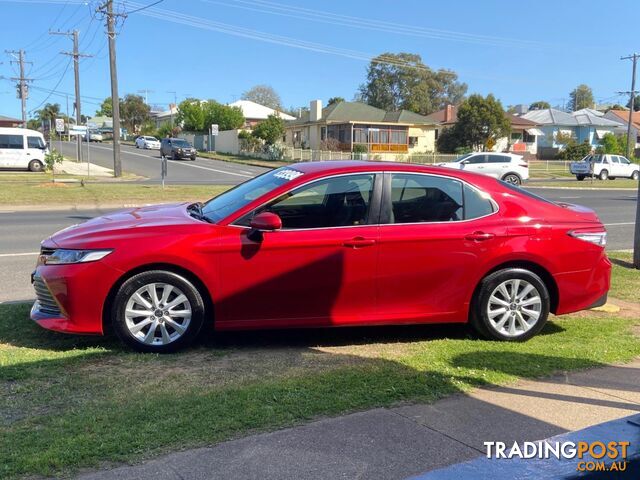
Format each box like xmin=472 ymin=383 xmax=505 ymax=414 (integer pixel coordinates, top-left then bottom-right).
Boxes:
xmin=75 ymin=360 xmax=640 ymax=480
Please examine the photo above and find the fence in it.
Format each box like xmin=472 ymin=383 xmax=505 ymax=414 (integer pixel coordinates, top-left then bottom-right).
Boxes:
xmin=283 ymin=147 xmax=459 ymax=164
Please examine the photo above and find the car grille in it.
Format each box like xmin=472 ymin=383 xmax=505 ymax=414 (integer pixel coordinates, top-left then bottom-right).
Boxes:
xmin=33 ymin=274 xmax=62 ymax=316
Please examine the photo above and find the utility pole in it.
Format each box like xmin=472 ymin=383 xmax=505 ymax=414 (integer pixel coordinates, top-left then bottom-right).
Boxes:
xmin=167 ymin=90 xmax=177 ymax=128
xmin=622 ymin=53 xmax=640 ymax=268
xmin=97 ymin=0 xmax=124 ymax=177
xmin=138 ymin=89 xmax=154 ymax=105
xmin=6 ymin=49 xmax=33 ymax=127
xmin=51 ymin=30 xmax=92 ymax=163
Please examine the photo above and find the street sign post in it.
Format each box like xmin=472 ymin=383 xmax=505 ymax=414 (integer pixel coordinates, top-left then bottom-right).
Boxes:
xmin=55 ymin=118 xmax=64 ymax=153
xmin=161 ymin=154 xmax=168 ymax=189
xmin=209 ymin=124 xmax=219 ymax=152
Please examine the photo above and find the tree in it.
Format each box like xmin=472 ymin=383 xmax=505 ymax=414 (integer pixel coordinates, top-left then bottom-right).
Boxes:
xmin=203 ymin=101 xmax=245 ymax=131
xmin=95 ymin=97 xmax=113 ymax=117
xmin=626 ymin=95 xmax=640 ymax=112
xmin=453 ymin=94 xmax=510 ymax=151
xmin=327 ymin=97 xmax=345 ymax=106
xmin=252 ymin=114 xmax=285 ymax=145
xmin=120 ymin=94 xmax=150 ymax=133
xmin=36 ymin=103 xmax=61 ymax=123
xmin=569 ymin=84 xmax=594 ymax=111
xmin=358 ymin=52 xmax=467 ymax=115
xmin=177 ymin=98 xmax=206 ymax=132
xmin=241 ymin=85 xmax=282 ymax=110
xmin=529 ymin=100 xmax=550 ymax=110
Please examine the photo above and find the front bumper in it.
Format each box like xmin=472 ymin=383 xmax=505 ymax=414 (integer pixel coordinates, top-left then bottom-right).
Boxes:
xmin=30 ymin=261 xmax=123 ymax=335
xmin=174 ymin=150 xmax=196 ymax=159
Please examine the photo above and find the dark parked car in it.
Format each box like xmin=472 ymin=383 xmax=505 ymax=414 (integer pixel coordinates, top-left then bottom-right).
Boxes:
xmin=160 ymin=138 xmax=197 ymax=161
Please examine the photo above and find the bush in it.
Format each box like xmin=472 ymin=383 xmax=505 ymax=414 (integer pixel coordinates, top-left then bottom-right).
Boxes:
xmin=320 ymin=138 xmax=341 ymax=151
xmin=44 ymin=149 xmax=64 ymax=172
xmin=263 ymin=144 xmax=286 ymax=160
xmin=252 ymin=114 xmax=285 ymax=145
xmin=557 ymin=140 xmax=592 ymax=160
xmin=352 ymin=144 xmax=368 ymax=159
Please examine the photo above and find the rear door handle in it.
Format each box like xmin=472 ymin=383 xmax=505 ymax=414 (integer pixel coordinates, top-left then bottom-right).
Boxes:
xmin=465 ymin=231 xmax=495 ymax=241
xmin=343 ymin=237 xmax=376 ymax=248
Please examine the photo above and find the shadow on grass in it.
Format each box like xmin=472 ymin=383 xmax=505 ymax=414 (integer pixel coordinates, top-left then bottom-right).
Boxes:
xmin=610 ymin=256 xmax=635 ymax=269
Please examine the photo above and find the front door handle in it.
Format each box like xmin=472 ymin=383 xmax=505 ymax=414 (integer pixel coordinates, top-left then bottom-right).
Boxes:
xmin=343 ymin=237 xmax=376 ymax=248
xmin=465 ymin=231 xmax=495 ymax=242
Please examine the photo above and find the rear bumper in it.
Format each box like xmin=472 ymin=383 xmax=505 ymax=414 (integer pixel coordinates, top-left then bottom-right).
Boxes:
xmin=554 ymin=253 xmax=611 ymax=315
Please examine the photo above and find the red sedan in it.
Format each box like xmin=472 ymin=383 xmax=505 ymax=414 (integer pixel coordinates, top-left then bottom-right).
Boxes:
xmin=31 ymin=161 xmax=610 ymax=352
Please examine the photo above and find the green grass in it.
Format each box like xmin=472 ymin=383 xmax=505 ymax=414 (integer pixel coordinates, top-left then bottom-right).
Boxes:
xmin=0 ymin=183 xmax=230 ymax=206
xmin=527 ymin=178 xmax=638 ymax=189
xmin=609 ymin=251 xmax=640 ymax=301
xmin=198 ymin=150 xmax=290 ymax=168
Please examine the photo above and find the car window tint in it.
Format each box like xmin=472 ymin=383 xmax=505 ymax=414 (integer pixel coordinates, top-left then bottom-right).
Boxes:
xmin=487 ymin=155 xmax=509 ymax=163
xmin=239 ymin=174 xmax=375 ymax=229
xmin=27 ymin=136 xmax=44 ymax=149
xmin=619 ymin=157 xmax=631 ymax=164
xmin=466 ymin=155 xmax=486 ymax=164
xmin=389 ymin=174 xmax=463 ymax=223
xmin=0 ymin=134 xmax=24 ymax=149
xmin=463 ymin=184 xmax=495 ymax=219
xmin=611 ymin=156 xmax=620 ymax=163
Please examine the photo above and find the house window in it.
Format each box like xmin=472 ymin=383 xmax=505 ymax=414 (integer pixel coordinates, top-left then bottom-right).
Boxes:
xmin=510 ymin=132 xmax=523 ymax=142
xmin=320 ymin=127 xmax=326 ymax=141
xmin=409 ymin=136 xmax=419 ymax=147
xmin=523 ymin=131 xmax=535 ymax=143
xmin=338 ymin=128 xmax=346 ymax=143
xmin=434 ymin=129 xmax=439 ymax=140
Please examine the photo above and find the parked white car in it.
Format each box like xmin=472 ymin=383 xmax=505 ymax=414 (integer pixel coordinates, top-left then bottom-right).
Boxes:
xmin=88 ymin=130 xmax=103 ymax=142
xmin=438 ymin=152 xmax=529 ymax=185
xmin=135 ymin=136 xmax=161 ymax=150
xmin=0 ymin=127 xmax=48 ymax=172
xmin=570 ymin=154 xmax=639 ymax=181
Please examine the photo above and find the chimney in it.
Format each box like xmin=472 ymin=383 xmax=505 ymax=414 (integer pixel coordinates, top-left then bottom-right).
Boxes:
xmin=310 ymin=100 xmax=322 ymax=122
xmin=444 ymin=104 xmax=454 ymax=123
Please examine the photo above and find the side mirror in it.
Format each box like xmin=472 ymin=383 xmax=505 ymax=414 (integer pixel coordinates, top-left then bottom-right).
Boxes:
xmin=250 ymin=212 xmax=282 ymax=231
xmin=461 ymin=160 xmax=469 ymax=165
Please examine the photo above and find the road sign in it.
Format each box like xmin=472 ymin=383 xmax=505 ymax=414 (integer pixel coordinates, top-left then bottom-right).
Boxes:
xmin=211 ymin=124 xmax=219 ymax=136
xmin=55 ymin=118 xmax=65 ymax=133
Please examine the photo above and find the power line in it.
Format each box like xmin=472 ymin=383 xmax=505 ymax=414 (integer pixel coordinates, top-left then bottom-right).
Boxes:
xmin=5 ymin=49 xmax=34 ymax=126
xmin=28 ymin=58 xmax=72 ymax=113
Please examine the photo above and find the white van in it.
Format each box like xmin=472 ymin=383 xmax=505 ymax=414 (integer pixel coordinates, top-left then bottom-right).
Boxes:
xmin=0 ymin=128 xmax=48 ymax=172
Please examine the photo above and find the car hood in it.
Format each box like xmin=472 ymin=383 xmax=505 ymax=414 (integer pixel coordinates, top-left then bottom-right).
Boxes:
xmin=46 ymin=203 xmax=205 ymax=248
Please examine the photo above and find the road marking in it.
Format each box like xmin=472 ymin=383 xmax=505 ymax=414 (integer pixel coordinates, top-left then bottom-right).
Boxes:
xmin=0 ymin=252 xmax=38 ymax=258
xmin=88 ymin=144 xmax=253 ymax=178
xmin=604 ymin=222 xmax=635 ymax=226
xmin=558 ymin=196 xmax=581 ymax=199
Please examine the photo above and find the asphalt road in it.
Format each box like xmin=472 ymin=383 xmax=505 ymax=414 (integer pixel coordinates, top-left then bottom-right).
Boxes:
xmin=0 ymin=187 xmax=636 ymax=303
xmin=57 ymin=141 xmax=267 ymax=184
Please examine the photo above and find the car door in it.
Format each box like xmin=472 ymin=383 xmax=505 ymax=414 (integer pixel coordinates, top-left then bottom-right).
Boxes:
xmin=618 ymin=156 xmax=634 ymax=177
xmin=0 ymin=134 xmax=25 ymax=168
xmin=609 ymin=156 xmax=622 ymax=177
xmin=486 ymin=154 xmax=510 ymax=179
xmin=376 ymin=172 xmax=504 ymax=323
xmin=462 ymin=154 xmax=488 ymax=175
xmin=212 ymin=173 xmax=381 ymax=329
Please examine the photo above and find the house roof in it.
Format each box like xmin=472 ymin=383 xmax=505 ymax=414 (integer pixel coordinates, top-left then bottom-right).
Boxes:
xmin=424 ymin=105 xmax=539 ymax=127
xmin=228 ymin=100 xmax=295 ymax=121
xmin=0 ymin=114 xmax=21 ymax=123
xmin=288 ymin=101 xmax=435 ymax=126
xmin=572 ymin=108 xmax=604 ymax=117
xmin=522 ymin=108 xmax=625 ymax=127
xmin=607 ymin=109 xmax=640 ymax=129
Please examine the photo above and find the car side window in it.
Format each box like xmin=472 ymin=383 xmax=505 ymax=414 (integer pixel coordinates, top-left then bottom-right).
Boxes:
xmin=466 ymin=155 xmax=486 ymax=164
xmin=27 ymin=136 xmax=44 ymax=149
xmin=611 ymin=156 xmax=620 ymax=164
xmin=389 ymin=174 xmax=463 ymax=223
xmin=238 ymin=174 xmax=375 ymax=229
xmin=0 ymin=134 xmax=24 ymax=149
xmin=487 ymin=155 xmax=508 ymax=163
xmin=619 ymin=157 xmax=631 ymax=164
xmin=463 ymin=184 xmax=495 ymax=219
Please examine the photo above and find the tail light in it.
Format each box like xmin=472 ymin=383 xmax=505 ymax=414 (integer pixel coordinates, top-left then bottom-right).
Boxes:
xmin=568 ymin=229 xmax=607 ymax=247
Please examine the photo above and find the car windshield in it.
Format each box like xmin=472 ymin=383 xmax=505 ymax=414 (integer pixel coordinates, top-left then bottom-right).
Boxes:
xmin=202 ymin=167 xmax=305 ymax=223
xmin=455 ymin=153 xmax=473 ymax=163
xmin=173 ymin=140 xmax=190 ymax=147
xmin=146 ymin=137 xmax=157 ymax=141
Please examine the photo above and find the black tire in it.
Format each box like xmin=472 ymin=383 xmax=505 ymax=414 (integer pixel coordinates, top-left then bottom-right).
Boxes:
xmin=470 ymin=268 xmax=550 ymax=342
xmin=28 ymin=160 xmax=44 ymax=172
xmin=135 ymin=143 xmax=139 ymax=148
xmin=111 ymin=270 xmax=206 ymax=353
xmin=598 ymin=169 xmax=608 ymax=181
xmin=172 ymin=151 xmax=179 ymax=160
xmin=502 ymin=173 xmax=521 ymax=185
xmin=576 ymin=175 xmax=585 ymax=181
xmin=190 ymin=155 xmax=196 ymax=161
xmin=631 ymin=171 xmax=639 ymax=181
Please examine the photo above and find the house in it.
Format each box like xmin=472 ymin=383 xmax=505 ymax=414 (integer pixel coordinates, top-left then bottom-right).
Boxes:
xmin=603 ymin=109 xmax=640 ymax=148
xmin=521 ymin=108 xmax=625 ymax=158
xmin=0 ymin=114 xmax=22 ymax=128
xmin=87 ymin=116 xmax=113 ymax=129
xmin=424 ymin=104 xmax=543 ymax=155
xmin=228 ymin=100 xmax=295 ymax=127
xmin=150 ymin=104 xmax=179 ymax=129
xmin=285 ymin=100 xmax=437 ymax=153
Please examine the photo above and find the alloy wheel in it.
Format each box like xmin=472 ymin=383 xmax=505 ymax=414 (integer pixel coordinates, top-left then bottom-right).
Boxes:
xmin=486 ymin=279 xmax=542 ymax=338
xmin=503 ymin=174 xmax=521 ymax=185
xmin=124 ymin=282 xmax=192 ymax=346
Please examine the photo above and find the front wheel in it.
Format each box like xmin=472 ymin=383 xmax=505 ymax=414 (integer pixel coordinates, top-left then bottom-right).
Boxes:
xmin=576 ymin=175 xmax=585 ymax=181
xmin=28 ymin=160 xmax=44 ymax=172
xmin=190 ymin=155 xmax=196 ymax=161
xmin=111 ymin=270 xmax=206 ymax=353
xmin=470 ymin=268 xmax=550 ymax=342
xmin=598 ymin=169 xmax=609 ymax=181
xmin=631 ymin=171 xmax=639 ymax=181
xmin=502 ymin=173 xmax=522 ymax=186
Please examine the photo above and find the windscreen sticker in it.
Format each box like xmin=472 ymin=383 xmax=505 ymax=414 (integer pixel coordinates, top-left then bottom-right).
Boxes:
xmin=273 ymin=169 xmax=304 ymax=181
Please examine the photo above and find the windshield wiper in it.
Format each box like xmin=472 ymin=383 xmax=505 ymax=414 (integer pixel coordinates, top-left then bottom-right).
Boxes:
xmin=187 ymin=202 xmax=215 ymax=224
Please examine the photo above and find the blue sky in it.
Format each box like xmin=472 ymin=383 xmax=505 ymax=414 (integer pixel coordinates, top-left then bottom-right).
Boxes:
xmin=1 ymin=0 xmax=638 ymax=119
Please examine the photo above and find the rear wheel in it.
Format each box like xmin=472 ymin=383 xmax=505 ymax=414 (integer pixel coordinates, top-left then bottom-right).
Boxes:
xmin=598 ymin=169 xmax=609 ymax=180
xmin=470 ymin=268 xmax=550 ymax=342
xmin=502 ymin=173 xmax=522 ymax=185
xmin=28 ymin=160 xmax=44 ymax=172
xmin=111 ymin=270 xmax=206 ymax=352
xmin=632 ymin=171 xmax=639 ymax=181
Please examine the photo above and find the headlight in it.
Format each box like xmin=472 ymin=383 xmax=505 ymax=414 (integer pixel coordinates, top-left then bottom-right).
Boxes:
xmin=45 ymin=249 xmax=113 ymax=265
xmin=568 ymin=230 xmax=607 ymax=247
